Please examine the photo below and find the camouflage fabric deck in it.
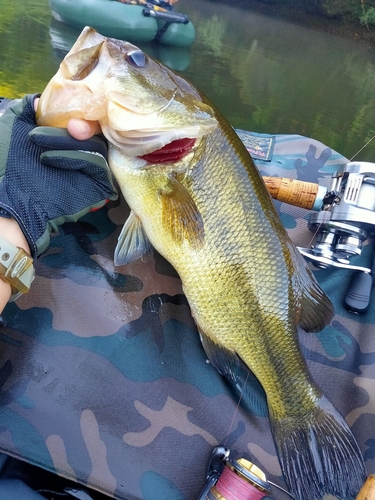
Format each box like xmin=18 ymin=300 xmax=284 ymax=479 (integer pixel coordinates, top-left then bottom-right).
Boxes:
xmin=0 ymin=130 xmax=374 ymax=499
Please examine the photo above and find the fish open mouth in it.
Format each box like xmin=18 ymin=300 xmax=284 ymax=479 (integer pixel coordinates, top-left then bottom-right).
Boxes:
xmin=138 ymin=138 xmax=196 ymax=163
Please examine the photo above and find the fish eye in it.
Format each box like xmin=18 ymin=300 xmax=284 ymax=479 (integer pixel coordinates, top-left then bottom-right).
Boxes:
xmin=125 ymin=50 xmax=148 ymax=68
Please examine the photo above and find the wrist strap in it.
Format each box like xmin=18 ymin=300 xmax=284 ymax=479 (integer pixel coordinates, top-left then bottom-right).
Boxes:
xmin=0 ymin=235 xmax=35 ymax=301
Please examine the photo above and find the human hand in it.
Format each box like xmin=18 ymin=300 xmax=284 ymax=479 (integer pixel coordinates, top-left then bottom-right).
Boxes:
xmin=0 ymin=95 xmax=114 ymax=318
xmin=67 ymin=118 xmax=101 ymax=140
xmin=0 ymin=94 xmax=118 ymax=259
xmin=33 ymin=98 xmax=102 ymax=140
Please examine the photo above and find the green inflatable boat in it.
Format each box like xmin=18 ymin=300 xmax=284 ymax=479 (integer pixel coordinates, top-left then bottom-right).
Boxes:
xmin=49 ymin=0 xmax=196 ymax=47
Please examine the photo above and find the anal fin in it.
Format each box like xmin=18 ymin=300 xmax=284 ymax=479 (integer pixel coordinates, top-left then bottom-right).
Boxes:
xmin=198 ymin=328 xmax=267 ymax=417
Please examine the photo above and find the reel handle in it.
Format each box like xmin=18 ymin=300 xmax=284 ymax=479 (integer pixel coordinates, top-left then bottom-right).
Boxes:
xmin=344 ymin=244 xmax=375 ymax=313
xmin=344 ymin=271 xmax=373 ymax=314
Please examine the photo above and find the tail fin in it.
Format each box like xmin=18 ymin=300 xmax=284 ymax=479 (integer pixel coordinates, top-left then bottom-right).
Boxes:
xmin=270 ymin=396 xmax=366 ymax=500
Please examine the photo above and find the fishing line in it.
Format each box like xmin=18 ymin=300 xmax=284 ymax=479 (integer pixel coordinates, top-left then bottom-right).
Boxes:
xmin=224 ymin=371 xmax=250 ymax=447
xmin=305 ymin=135 xmax=375 ymax=251
xmin=214 ymin=466 xmax=265 ymax=500
xmin=350 ymin=134 xmax=375 ymax=161
xmin=305 ymin=208 xmax=332 ymax=250
xmin=268 ymin=481 xmax=298 ymax=500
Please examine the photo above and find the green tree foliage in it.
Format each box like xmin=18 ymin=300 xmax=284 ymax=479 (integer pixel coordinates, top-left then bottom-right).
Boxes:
xmin=360 ymin=6 xmax=375 ymax=26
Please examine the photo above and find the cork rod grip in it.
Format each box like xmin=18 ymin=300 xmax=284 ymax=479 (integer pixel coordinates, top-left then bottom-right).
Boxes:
xmin=263 ymin=177 xmax=320 ymax=210
xmin=356 ymin=475 xmax=375 ymax=500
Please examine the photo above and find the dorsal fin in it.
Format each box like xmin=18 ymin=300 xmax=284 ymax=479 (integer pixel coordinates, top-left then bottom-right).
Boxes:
xmin=298 ymin=280 xmax=334 ymax=332
xmin=292 ymin=245 xmax=334 ymax=332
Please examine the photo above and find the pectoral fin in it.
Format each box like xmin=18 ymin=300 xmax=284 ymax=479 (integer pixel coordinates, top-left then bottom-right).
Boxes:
xmin=114 ymin=211 xmax=152 ymax=266
xmin=160 ymin=176 xmax=204 ymax=247
xmin=198 ymin=328 xmax=267 ymax=417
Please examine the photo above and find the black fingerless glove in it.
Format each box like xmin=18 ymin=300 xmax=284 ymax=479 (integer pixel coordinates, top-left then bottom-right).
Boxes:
xmin=0 ymin=94 xmax=118 ymax=257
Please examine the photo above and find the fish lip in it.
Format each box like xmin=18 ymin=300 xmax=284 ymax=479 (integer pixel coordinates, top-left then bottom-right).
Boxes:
xmin=102 ymin=121 xmax=209 ymax=158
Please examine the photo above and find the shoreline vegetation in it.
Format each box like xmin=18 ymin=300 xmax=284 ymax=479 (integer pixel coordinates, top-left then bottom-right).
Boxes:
xmin=207 ymin=0 xmax=375 ymax=46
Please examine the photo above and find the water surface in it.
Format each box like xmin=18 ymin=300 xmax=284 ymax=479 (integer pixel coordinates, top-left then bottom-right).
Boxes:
xmin=1 ymin=0 xmax=375 ymax=160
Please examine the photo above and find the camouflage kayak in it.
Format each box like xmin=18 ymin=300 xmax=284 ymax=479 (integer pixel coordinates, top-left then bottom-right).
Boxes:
xmin=0 ymin=130 xmax=373 ymax=500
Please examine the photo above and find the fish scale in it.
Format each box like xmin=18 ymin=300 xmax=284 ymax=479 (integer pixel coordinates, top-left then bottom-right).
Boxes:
xmin=37 ymin=26 xmax=367 ymax=499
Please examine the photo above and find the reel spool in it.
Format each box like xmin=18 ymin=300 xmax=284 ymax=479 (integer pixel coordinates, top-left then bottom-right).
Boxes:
xmin=197 ymin=446 xmax=295 ymax=500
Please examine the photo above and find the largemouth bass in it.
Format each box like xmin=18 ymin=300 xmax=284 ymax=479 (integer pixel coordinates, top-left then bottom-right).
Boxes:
xmin=37 ymin=27 xmax=366 ymax=499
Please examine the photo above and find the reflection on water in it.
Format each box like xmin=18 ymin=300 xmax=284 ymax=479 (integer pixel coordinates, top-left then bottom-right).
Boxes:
xmin=1 ymin=0 xmax=375 ymax=160
xmin=49 ymin=19 xmax=192 ymax=71
xmin=179 ymin=0 xmax=375 ymax=161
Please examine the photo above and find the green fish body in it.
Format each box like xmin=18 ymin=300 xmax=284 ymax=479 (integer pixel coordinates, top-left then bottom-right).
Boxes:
xmin=37 ymin=27 xmax=366 ymax=499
